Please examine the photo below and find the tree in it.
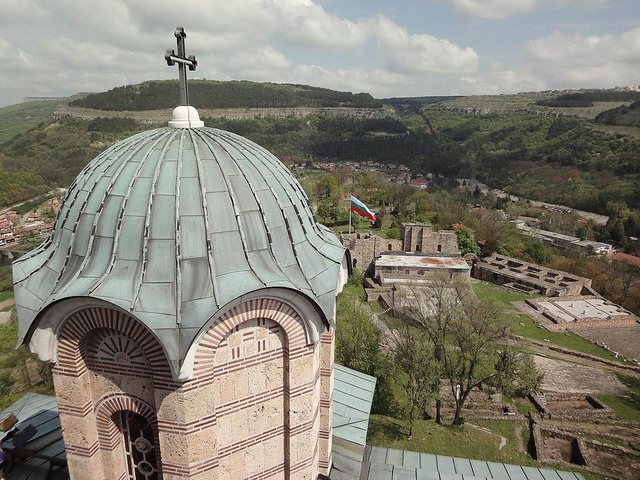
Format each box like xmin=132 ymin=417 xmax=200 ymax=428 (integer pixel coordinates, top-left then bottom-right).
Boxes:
xmin=395 ymin=274 xmax=515 ymax=425
xmin=316 ymin=174 xmax=338 ymax=199
xmin=613 ymin=259 xmax=640 ymax=304
xmin=455 ymin=227 xmax=481 ymax=255
xmin=475 ymin=213 xmax=507 ymax=255
xmin=316 ymin=200 xmax=335 ymax=224
xmin=335 ymin=275 xmax=396 ymax=415
xmin=392 ymin=324 xmax=441 ymax=436
xmin=489 ymin=347 xmax=543 ymax=398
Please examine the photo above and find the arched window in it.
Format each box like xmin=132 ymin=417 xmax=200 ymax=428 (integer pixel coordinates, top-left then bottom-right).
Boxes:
xmin=416 ymin=244 xmax=421 ymax=252
xmin=356 ymin=233 xmax=361 ymax=239
xmin=353 ymin=258 xmax=358 ymax=268
xmin=116 ymin=411 xmax=159 ymax=480
xmin=437 ymin=244 xmax=442 ymax=252
xmin=388 ymin=244 xmax=392 ymax=251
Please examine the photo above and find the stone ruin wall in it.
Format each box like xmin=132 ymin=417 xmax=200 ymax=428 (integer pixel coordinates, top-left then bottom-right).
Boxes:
xmin=402 ymin=224 xmax=459 ymax=254
xmin=529 ymin=393 xmax=614 ymax=422
xmin=532 ymin=422 xmax=640 ymax=476
xmin=525 ymin=296 xmax=639 ymax=331
xmin=342 ymin=234 xmax=402 ymax=275
xmin=474 ymin=254 xmax=592 ymax=297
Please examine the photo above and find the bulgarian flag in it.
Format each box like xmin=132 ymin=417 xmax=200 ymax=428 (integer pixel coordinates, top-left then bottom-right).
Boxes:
xmin=350 ymin=195 xmax=376 ymax=222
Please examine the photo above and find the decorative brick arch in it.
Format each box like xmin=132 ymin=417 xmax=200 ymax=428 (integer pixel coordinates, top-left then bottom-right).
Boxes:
xmin=192 ymin=297 xmax=307 ymax=376
xmin=94 ymin=393 xmax=159 ymax=451
xmin=55 ymin=306 xmax=171 ymax=381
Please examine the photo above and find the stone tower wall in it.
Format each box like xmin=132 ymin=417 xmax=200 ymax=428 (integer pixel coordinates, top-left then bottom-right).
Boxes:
xmin=52 ymin=300 xmax=333 ymax=480
xmin=402 ymin=224 xmax=459 ymax=254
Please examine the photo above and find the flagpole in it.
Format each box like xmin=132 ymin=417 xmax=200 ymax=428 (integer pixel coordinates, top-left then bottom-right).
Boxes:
xmin=348 ymin=193 xmax=352 ymax=237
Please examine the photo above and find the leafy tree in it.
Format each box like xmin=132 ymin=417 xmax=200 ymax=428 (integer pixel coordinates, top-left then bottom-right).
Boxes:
xmin=455 ymin=227 xmax=481 ymax=255
xmin=392 ymin=324 xmax=441 ymax=436
xmin=335 ymin=274 xmax=395 ymax=415
xmin=490 ymin=347 xmax=543 ymax=398
xmin=395 ymin=274 xmax=515 ymax=424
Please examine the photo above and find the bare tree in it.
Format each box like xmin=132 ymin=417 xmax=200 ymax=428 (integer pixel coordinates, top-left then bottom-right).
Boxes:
xmin=395 ymin=273 xmax=513 ymax=425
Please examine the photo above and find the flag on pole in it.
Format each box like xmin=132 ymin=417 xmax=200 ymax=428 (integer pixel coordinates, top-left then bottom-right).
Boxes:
xmin=350 ymin=195 xmax=376 ymax=222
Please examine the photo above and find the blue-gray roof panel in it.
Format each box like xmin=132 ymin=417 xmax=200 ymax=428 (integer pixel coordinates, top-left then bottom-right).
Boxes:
xmin=14 ymin=128 xmax=345 ymax=378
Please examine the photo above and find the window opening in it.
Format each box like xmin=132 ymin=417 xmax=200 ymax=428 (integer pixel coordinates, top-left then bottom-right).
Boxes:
xmin=118 ymin=411 xmax=158 ymax=480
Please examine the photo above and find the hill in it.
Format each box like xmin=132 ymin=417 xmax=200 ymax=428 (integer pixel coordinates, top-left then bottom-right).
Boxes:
xmin=595 ymin=100 xmax=640 ymax=128
xmin=0 ymin=99 xmax=69 ymax=145
xmin=69 ymin=80 xmax=382 ymax=111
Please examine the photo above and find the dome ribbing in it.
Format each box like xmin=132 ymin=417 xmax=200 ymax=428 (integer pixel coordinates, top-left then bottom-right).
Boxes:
xmin=13 ymin=127 xmax=346 ymax=369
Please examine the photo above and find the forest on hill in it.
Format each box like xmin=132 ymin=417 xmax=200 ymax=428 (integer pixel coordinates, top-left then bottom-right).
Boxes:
xmin=1 ymin=89 xmax=640 ymax=225
xmin=537 ymin=91 xmax=640 ymax=108
xmin=69 ymin=80 xmax=383 ymax=110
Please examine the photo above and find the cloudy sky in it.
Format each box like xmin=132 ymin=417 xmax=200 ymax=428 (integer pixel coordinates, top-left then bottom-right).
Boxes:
xmin=1 ymin=0 xmax=639 ymax=106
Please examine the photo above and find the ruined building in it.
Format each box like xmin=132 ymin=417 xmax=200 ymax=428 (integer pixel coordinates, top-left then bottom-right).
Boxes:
xmin=341 ymin=222 xmax=464 ymax=279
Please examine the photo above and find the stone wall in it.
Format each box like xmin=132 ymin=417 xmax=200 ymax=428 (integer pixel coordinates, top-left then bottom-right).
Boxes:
xmin=342 ymin=234 xmax=402 ymax=275
xmin=475 ymin=254 xmax=592 ymax=297
xmin=529 ymin=392 xmax=614 ymax=422
xmin=402 ymin=223 xmax=459 ymax=254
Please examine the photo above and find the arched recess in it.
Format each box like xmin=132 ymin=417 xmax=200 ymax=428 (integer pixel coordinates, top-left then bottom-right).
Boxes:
xmin=53 ymin=306 xmax=170 ymax=480
xmin=94 ymin=394 xmax=161 ymax=480
xmin=184 ymin=296 xmax=328 ymax=480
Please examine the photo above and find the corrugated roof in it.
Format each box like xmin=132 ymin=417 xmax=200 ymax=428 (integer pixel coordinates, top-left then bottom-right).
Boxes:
xmin=0 ymin=393 xmax=68 ymax=480
xmin=333 ymin=364 xmax=377 ymax=447
xmin=13 ymin=127 xmax=346 ymax=375
xmin=362 ymin=446 xmax=586 ymax=480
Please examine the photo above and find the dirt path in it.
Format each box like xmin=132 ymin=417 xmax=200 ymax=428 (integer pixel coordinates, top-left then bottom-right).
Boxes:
xmin=467 ymin=423 xmax=507 ymax=450
xmin=513 ymin=424 xmax=525 ymax=453
xmin=0 ymin=298 xmax=15 ymax=310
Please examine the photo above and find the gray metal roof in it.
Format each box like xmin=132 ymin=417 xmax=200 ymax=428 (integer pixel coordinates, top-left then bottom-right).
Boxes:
xmin=13 ymin=127 xmax=345 ymax=369
xmin=0 ymin=393 xmax=68 ymax=480
xmin=333 ymin=364 xmax=376 ymax=447
xmin=362 ymin=446 xmax=586 ymax=480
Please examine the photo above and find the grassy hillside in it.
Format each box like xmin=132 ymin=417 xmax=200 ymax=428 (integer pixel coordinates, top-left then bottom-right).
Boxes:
xmin=70 ymin=80 xmax=383 ymax=111
xmin=0 ymin=117 xmax=148 ymax=206
xmin=596 ymin=100 xmax=640 ymax=128
xmin=0 ymin=100 xmax=65 ymax=145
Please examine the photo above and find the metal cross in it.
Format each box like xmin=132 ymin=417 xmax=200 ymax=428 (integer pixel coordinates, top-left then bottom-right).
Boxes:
xmin=164 ymin=27 xmax=197 ymax=106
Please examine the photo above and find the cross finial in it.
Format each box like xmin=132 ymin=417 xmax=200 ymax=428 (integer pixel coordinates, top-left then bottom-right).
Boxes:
xmin=165 ymin=27 xmax=197 ymax=106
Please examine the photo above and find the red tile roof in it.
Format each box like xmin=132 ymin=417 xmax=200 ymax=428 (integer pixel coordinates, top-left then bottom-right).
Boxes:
xmin=610 ymin=252 xmax=640 ymax=268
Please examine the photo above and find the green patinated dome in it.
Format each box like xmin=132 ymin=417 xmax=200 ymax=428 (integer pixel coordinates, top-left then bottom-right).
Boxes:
xmin=13 ymin=126 xmax=346 ymax=369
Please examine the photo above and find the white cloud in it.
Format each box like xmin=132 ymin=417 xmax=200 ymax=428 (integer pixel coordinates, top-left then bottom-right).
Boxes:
xmin=461 ymin=69 xmax=547 ymax=94
xmin=282 ymin=66 xmax=413 ymax=96
xmin=527 ymin=27 xmax=640 ymax=87
xmin=0 ymin=0 xmax=48 ymax=24
xmin=0 ymin=0 xmax=483 ymax=105
xmin=447 ymin=0 xmax=535 ymax=19
xmin=374 ymin=16 xmax=478 ymax=74
xmin=447 ymin=0 xmax=608 ymax=19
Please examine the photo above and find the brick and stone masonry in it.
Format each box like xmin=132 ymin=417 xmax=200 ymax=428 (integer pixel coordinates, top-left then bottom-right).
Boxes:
xmin=52 ymin=299 xmax=333 ymax=480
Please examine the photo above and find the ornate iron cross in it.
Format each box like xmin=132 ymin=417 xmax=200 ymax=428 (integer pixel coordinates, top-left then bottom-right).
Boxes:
xmin=165 ymin=27 xmax=197 ymax=106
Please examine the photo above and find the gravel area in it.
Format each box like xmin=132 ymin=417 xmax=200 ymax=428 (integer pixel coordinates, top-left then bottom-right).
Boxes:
xmin=534 ymin=355 xmax=628 ymax=395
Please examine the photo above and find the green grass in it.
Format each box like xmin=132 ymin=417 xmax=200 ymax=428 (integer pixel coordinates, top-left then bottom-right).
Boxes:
xmin=0 ymin=290 xmax=14 ymax=303
xmin=368 ymin=414 xmax=612 ymax=480
xmin=473 ymin=281 xmax=536 ymax=307
xmin=368 ymin=414 xmax=536 ymax=465
xmin=472 ymin=281 xmax=623 ymax=364
xmin=597 ymin=373 xmax=640 ymax=421
xmin=513 ymin=397 xmax=539 ymax=417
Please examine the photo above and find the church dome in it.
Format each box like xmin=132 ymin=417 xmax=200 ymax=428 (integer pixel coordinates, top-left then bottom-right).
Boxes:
xmin=13 ymin=126 xmax=347 ymax=371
